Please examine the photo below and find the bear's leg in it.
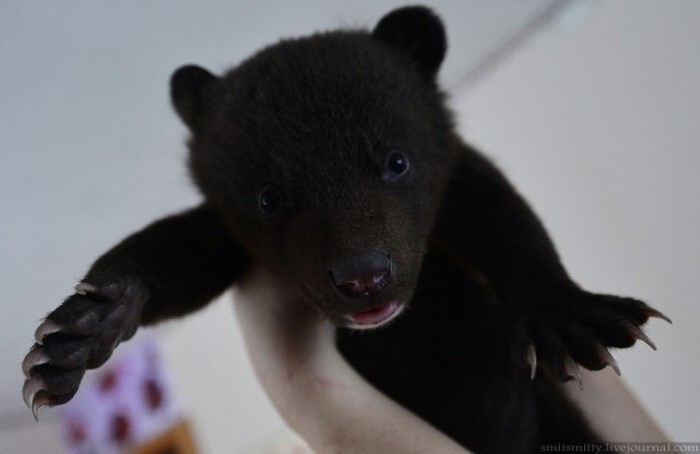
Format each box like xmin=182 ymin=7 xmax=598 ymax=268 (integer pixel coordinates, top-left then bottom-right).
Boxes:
xmin=433 ymin=145 xmax=670 ymax=385
xmin=21 ymin=204 xmax=249 ymax=417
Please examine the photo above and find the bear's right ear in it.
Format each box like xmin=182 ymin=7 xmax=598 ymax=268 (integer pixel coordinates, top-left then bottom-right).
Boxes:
xmin=372 ymin=6 xmax=447 ymax=79
xmin=170 ymin=65 xmax=219 ymax=133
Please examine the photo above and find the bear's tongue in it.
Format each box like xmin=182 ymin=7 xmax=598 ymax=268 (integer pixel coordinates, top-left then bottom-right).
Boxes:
xmin=348 ymin=301 xmax=399 ymax=326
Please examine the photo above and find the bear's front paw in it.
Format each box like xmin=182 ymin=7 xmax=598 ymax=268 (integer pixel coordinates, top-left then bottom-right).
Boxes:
xmin=511 ymin=287 xmax=670 ymax=388
xmin=21 ymin=277 xmax=148 ymax=419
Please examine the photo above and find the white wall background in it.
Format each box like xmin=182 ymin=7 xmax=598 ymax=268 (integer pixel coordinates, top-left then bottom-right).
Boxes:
xmin=1 ymin=0 xmax=697 ymax=451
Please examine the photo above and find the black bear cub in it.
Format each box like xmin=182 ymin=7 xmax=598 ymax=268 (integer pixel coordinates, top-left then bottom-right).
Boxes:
xmin=23 ymin=6 xmax=667 ymax=452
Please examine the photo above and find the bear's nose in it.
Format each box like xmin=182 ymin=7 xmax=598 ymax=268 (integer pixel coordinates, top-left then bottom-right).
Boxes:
xmin=331 ymin=251 xmax=393 ymax=296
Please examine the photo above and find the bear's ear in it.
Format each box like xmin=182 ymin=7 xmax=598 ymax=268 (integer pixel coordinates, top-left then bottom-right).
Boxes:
xmin=170 ymin=65 xmax=219 ymax=133
xmin=372 ymin=6 xmax=447 ymax=78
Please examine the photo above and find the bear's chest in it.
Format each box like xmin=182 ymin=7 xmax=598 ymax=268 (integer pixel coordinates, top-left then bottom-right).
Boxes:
xmin=337 ymin=249 xmax=543 ymax=453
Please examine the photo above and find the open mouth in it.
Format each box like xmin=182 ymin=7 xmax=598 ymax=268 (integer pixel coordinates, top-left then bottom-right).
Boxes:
xmin=344 ymin=300 xmax=404 ymax=329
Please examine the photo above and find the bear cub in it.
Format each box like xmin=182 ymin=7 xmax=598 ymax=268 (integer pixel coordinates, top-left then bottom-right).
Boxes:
xmin=23 ymin=6 xmax=668 ymax=453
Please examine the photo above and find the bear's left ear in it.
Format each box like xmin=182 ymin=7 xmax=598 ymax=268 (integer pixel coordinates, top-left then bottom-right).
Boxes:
xmin=170 ymin=65 xmax=220 ymax=133
xmin=372 ymin=6 xmax=447 ymax=79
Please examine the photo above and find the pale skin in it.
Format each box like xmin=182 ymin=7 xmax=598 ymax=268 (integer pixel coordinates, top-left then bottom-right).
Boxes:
xmin=232 ymin=264 xmax=668 ymax=452
xmin=559 ymin=369 xmax=669 ymax=443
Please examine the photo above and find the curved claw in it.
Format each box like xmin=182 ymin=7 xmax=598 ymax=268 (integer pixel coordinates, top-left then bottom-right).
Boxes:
xmin=622 ymin=321 xmax=657 ymax=350
xmin=34 ymin=319 xmax=61 ymax=344
xmin=595 ymin=344 xmax=621 ymax=376
xmin=74 ymin=282 xmax=97 ymax=295
xmin=564 ymin=357 xmax=583 ymax=390
xmin=31 ymin=391 xmax=51 ymax=421
xmin=644 ymin=307 xmax=672 ymax=324
xmin=22 ymin=375 xmax=46 ymax=408
xmin=22 ymin=346 xmax=49 ymax=378
xmin=526 ymin=344 xmax=537 ymax=380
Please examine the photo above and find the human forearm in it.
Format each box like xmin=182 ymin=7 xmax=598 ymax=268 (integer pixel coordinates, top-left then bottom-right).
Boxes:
xmin=559 ymin=369 xmax=669 ymax=442
xmin=232 ymin=266 xmax=469 ymax=453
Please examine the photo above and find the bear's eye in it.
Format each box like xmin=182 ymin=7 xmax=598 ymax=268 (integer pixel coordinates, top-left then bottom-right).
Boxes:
xmin=383 ymin=151 xmax=410 ymax=180
xmin=258 ymin=185 xmax=285 ymax=215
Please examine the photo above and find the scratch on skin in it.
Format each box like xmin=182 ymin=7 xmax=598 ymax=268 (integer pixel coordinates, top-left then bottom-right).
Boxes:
xmin=314 ymin=375 xmax=349 ymax=390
